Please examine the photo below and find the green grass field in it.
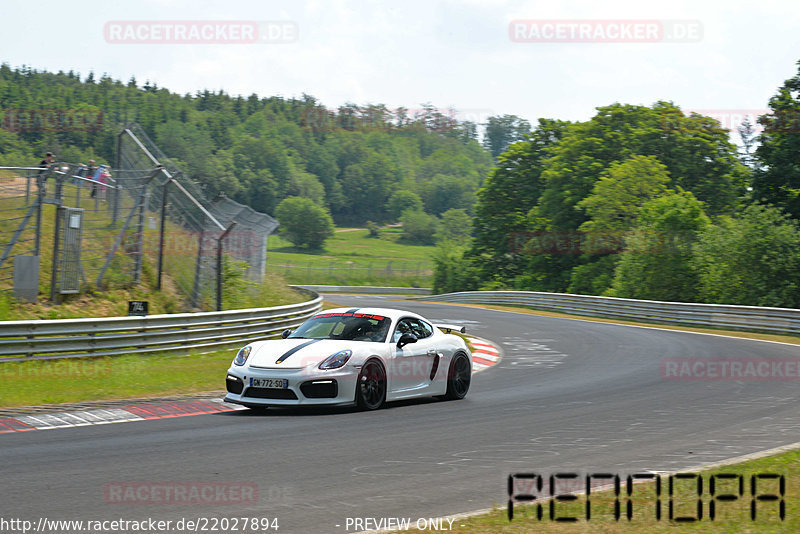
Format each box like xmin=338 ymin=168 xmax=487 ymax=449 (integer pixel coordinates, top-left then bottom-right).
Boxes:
xmin=266 ymin=227 xmax=435 ymax=287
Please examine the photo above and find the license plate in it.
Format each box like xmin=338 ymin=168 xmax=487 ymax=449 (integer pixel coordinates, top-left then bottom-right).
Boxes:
xmin=250 ymin=377 xmax=289 ymax=389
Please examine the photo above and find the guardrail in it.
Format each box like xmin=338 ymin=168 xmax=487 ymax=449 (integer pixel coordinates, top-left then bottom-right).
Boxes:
xmin=292 ymin=285 xmax=432 ymax=295
xmin=0 ymin=290 xmax=323 ymax=363
xmin=412 ymin=291 xmax=800 ymax=336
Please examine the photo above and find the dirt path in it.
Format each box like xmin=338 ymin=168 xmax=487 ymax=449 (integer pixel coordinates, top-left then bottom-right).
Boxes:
xmin=333 ymin=223 xmax=402 ymax=233
xmin=0 ymin=176 xmax=30 ymax=198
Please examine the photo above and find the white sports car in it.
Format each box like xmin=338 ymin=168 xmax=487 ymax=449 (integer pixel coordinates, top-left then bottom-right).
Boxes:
xmin=224 ymin=307 xmax=472 ymax=410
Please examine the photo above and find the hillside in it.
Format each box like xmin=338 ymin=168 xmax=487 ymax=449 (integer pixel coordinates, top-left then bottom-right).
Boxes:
xmin=0 ymin=64 xmax=493 ymax=226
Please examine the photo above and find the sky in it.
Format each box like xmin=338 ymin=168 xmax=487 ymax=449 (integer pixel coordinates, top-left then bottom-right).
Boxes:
xmin=2 ymin=0 xmax=799 ymax=133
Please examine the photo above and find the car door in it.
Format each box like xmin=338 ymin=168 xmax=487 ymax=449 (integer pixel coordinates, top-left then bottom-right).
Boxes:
xmin=390 ymin=318 xmax=437 ymax=394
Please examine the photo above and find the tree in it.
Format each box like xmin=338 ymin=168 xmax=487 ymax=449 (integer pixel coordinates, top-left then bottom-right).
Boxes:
xmin=432 ymin=241 xmax=480 ymax=294
xmin=753 ymin=60 xmax=800 ymax=218
xmin=482 ymin=114 xmax=532 ymax=158
xmin=469 ymin=102 xmax=746 ymax=293
xmin=577 ymin=155 xmax=672 ymax=233
xmin=386 ymin=190 xmax=424 ymax=221
xmin=469 ymin=119 xmax=569 ymax=283
xmin=538 ymin=103 xmax=744 ymax=232
xmin=420 ymin=174 xmax=476 ymax=216
xmin=435 ymin=208 xmax=472 ymax=244
xmin=400 ymin=209 xmax=438 ymax=245
xmin=338 ymin=151 xmax=402 ymax=224
xmin=275 ymin=197 xmax=334 ymax=249
xmin=611 ymin=191 xmax=709 ymax=302
xmin=692 ymin=204 xmax=800 ymax=307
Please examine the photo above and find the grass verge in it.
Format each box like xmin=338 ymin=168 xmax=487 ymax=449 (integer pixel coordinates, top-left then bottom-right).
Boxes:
xmin=0 ymin=348 xmax=234 ymax=408
xmin=417 ymin=446 xmax=800 ymax=533
xmin=0 ymin=272 xmax=307 ymax=321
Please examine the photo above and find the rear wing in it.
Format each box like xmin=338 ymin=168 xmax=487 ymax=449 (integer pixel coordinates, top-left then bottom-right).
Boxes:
xmin=436 ymin=324 xmax=466 ymax=334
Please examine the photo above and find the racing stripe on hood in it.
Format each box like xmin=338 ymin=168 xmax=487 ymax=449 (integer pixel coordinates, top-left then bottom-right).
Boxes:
xmin=345 ymin=308 xmax=360 ymax=313
xmin=275 ymin=339 xmax=321 ymax=364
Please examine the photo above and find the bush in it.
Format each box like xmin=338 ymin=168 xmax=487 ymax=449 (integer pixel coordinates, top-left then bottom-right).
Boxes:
xmin=400 ymin=209 xmax=438 ymax=245
xmin=567 ymin=255 xmax=618 ymax=295
xmin=385 ymin=190 xmax=424 ymax=221
xmin=275 ymin=196 xmax=335 ymax=249
xmin=611 ymin=192 xmax=709 ymax=302
xmin=432 ymin=242 xmax=481 ymax=293
xmin=692 ymin=204 xmax=800 ymax=307
xmin=366 ymin=221 xmax=381 ymax=238
xmin=435 ymin=208 xmax=472 ymax=245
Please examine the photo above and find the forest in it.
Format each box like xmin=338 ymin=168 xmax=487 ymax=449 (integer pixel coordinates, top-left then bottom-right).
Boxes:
xmin=0 ymin=64 xmax=493 ymax=226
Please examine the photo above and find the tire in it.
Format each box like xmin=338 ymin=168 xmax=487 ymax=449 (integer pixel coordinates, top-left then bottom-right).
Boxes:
xmin=356 ymin=359 xmax=387 ymax=410
xmin=443 ymin=352 xmax=471 ymax=400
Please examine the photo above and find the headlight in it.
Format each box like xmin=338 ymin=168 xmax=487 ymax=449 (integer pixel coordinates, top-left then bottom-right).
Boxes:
xmin=319 ymin=349 xmax=352 ymax=370
xmin=234 ymin=345 xmax=252 ymax=366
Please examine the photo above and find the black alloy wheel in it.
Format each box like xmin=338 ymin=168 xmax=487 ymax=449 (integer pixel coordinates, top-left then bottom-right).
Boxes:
xmin=356 ymin=359 xmax=387 ymax=410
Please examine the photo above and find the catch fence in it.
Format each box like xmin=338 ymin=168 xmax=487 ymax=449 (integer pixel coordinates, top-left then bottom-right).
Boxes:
xmin=0 ymin=164 xmax=153 ymax=302
xmin=116 ymin=123 xmax=279 ymax=310
xmin=0 ymin=124 xmax=279 ymax=311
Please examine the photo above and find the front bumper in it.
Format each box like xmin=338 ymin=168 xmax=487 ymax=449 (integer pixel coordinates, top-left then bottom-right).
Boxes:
xmin=224 ymin=364 xmax=359 ymax=407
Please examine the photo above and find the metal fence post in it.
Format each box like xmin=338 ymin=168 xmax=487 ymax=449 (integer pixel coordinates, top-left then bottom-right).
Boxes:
xmin=111 ymin=177 xmax=121 ymax=224
xmin=192 ymin=228 xmax=206 ymax=308
xmin=156 ymin=178 xmax=171 ymax=290
xmin=216 ymin=222 xmax=237 ymax=311
xmin=33 ymin=168 xmax=53 ymax=256
xmin=50 ymin=207 xmax=62 ymax=302
xmin=133 ymin=184 xmax=149 ymax=284
xmin=115 ymin=127 xmax=124 ymax=170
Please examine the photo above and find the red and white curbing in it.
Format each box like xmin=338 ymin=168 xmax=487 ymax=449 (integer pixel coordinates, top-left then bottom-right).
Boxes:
xmin=466 ymin=337 xmax=501 ymax=372
xmin=0 ymin=399 xmax=246 ymax=434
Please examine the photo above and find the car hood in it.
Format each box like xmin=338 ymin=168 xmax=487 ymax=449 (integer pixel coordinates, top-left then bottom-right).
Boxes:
xmin=247 ymin=338 xmax=371 ymax=369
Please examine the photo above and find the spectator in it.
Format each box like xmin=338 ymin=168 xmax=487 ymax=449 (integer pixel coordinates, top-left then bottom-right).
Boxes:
xmin=38 ymin=151 xmax=55 ymax=178
xmin=39 ymin=151 xmax=55 ymax=167
xmin=85 ymin=159 xmax=96 ymax=178
xmin=99 ymin=165 xmax=110 ymax=200
xmin=86 ymin=159 xmax=99 ymax=197
xmin=90 ymin=164 xmax=106 ymax=198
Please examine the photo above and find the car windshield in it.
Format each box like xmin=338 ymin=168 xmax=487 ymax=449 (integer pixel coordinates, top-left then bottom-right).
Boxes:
xmin=289 ymin=312 xmax=391 ymax=342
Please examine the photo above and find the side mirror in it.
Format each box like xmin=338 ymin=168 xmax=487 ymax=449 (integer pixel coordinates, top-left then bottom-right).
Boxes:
xmin=281 ymin=329 xmax=293 ymax=339
xmin=396 ymin=333 xmax=418 ymax=348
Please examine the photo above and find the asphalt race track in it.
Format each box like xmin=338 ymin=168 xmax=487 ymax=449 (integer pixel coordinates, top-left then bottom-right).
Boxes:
xmin=2 ymin=295 xmax=800 ymax=533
